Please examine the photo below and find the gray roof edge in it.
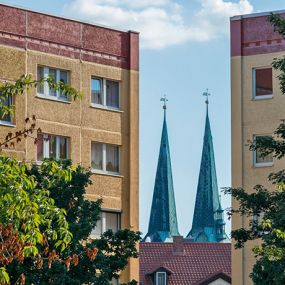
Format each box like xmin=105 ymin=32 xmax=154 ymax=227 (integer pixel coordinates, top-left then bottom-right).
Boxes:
xmin=0 ymin=1 xmax=140 ymax=34
xmin=231 ymin=9 xmax=285 ymax=21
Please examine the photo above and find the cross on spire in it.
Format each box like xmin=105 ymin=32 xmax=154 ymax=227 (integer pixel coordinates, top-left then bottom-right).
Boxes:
xmin=203 ymin=89 xmax=210 ymax=105
xmin=160 ymin=94 xmax=168 ymax=110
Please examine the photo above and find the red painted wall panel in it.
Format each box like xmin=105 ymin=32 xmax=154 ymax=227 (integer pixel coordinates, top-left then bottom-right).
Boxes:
xmin=82 ymin=24 xmax=130 ymax=57
xmin=27 ymin=12 xmax=81 ymax=47
xmin=231 ymin=13 xmax=285 ymax=57
xmin=0 ymin=6 xmax=26 ymax=36
xmin=0 ymin=4 xmax=139 ymax=71
xmin=242 ymin=16 xmax=282 ymax=43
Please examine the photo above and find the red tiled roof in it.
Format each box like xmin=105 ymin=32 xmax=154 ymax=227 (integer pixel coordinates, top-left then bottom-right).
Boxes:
xmin=139 ymin=242 xmax=231 ymax=285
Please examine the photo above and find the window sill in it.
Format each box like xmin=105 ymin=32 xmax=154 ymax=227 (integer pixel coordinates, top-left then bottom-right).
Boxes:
xmin=36 ymin=94 xmax=71 ymax=104
xmin=90 ymin=104 xmax=123 ymax=113
xmin=252 ymin=94 xmax=273 ymax=100
xmin=91 ymin=169 xmax=123 ymax=178
xmin=254 ymin=162 xmax=274 ymax=168
xmin=0 ymin=121 xmax=15 ymax=128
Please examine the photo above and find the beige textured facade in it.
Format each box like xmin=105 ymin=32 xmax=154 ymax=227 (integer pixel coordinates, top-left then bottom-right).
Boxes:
xmin=231 ymin=11 xmax=285 ymax=285
xmin=0 ymin=4 xmax=139 ymax=283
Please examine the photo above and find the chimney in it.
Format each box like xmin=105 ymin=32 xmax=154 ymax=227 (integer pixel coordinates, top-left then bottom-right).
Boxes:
xmin=173 ymin=236 xmax=184 ymax=254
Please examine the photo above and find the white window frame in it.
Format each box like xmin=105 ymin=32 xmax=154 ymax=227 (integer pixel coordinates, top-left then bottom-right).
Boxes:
xmin=91 ymin=210 xmax=121 ymax=239
xmin=253 ymin=135 xmax=273 ymax=167
xmin=90 ymin=77 xmax=120 ymax=110
xmin=156 ymin=272 xmax=167 ymax=285
xmin=38 ymin=134 xmax=69 ymax=161
xmin=37 ymin=66 xmax=70 ymax=102
xmin=91 ymin=142 xmax=120 ymax=175
xmin=0 ymin=95 xmax=14 ymax=126
xmin=252 ymin=67 xmax=273 ymax=100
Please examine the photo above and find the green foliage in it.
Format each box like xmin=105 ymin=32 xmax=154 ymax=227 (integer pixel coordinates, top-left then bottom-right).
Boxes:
xmin=6 ymin=160 xmax=140 ymax=285
xmin=0 ymin=157 xmax=73 ymax=284
xmin=227 ymin=13 xmax=285 ymax=285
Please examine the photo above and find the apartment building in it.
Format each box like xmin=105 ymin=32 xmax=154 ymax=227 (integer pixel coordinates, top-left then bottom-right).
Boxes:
xmin=0 ymin=3 xmax=139 ymax=283
xmin=231 ymin=10 xmax=285 ymax=285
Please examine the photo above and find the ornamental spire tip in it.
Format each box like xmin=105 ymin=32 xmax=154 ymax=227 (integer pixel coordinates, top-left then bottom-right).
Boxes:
xmin=203 ymin=89 xmax=210 ymax=106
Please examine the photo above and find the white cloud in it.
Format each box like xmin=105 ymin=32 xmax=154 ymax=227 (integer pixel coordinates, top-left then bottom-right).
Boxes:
xmin=64 ymin=0 xmax=253 ymax=49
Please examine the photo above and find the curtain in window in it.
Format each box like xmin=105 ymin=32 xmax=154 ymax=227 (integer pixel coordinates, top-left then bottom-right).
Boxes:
xmin=37 ymin=134 xmax=44 ymax=161
xmin=91 ymin=212 xmax=102 ymax=238
xmin=49 ymin=135 xmax=57 ymax=159
xmin=256 ymin=136 xmax=273 ymax=163
xmin=91 ymin=78 xmax=103 ymax=105
xmin=59 ymin=137 xmax=68 ymax=159
xmin=37 ymin=67 xmax=44 ymax=94
xmin=106 ymin=80 xmax=119 ymax=108
xmin=255 ymin=68 xmax=273 ymax=96
xmin=106 ymin=145 xmax=119 ymax=172
xmin=91 ymin=143 xmax=103 ymax=170
xmin=59 ymin=70 xmax=68 ymax=98
xmin=105 ymin=212 xmax=119 ymax=232
xmin=49 ymin=69 xmax=57 ymax=96
xmin=0 ymin=95 xmax=12 ymax=123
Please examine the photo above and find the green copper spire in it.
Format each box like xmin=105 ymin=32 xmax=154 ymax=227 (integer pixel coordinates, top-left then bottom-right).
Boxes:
xmin=143 ymin=96 xmax=180 ymax=242
xmin=187 ymin=90 xmax=228 ymax=242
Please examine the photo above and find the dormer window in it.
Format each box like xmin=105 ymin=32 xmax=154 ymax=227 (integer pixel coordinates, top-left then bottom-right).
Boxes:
xmin=156 ymin=272 xmax=167 ymax=285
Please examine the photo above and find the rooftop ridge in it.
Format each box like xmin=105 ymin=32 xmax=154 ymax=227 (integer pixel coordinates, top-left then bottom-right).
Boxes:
xmin=231 ymin=9 xmax=285 ymax=21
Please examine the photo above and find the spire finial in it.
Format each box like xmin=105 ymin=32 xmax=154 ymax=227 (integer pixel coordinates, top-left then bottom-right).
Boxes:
xmin=160 ymin=94 xmax=168 ymax=111
xmin=203 ymin=89 xmax=210 ymax=105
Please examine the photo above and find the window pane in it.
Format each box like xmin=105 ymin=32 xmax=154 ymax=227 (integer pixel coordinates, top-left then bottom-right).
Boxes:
xmin=91 ymin=213 xmax=102 ymax=238
xmin=0 ymin=95 xmax=12 ymax=123
xmin=105 ymin=212 xmax=119 ymax=233
xmin=49 ymin=69 xmax=57 ymax=97
xmin=255 ymin=68 xmax=272 ymax=97
xmin=37 ymin=67 xmax=44 ymax=94
xmin=49 ymin=135 xmax=57 ymax=159
xmin=91 ymin=143 xmax=103 ymax=170
xmin=59 ymin=137 xmax=69 ymax=159
xmin=255 ymin=136 xmax=273 ymax=164
xmin=106 ymin=145 xmax=119 ymax=173
xmin=157 ymin=272 xmax=166 ymax=285
xmin=106 ymin=80 xmax=119 ymax=108
xmin=91 ymin=78 xmax=103 ymax=105
xmin=37 ymin=134 xmax=44 ymax=161
xmin=59 ymin=70 xmax=68 ymax=98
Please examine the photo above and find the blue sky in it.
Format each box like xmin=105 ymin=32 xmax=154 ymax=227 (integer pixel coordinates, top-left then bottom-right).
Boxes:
xmin=1 ymin=0 xmax=284 ymax=237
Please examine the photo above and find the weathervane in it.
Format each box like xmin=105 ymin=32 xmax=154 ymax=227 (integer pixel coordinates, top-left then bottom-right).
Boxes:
xmin=160 ymin=94 xmax=168 ymax=110
xmin=203 ymin=89 xmax=210 ymax=105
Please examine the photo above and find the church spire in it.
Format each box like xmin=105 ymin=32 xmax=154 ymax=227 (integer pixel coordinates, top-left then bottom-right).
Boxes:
xmin=143 ymin=96 xmax=179 ymax=242
xmin=187 ymin=90 xmax=228 ymax=242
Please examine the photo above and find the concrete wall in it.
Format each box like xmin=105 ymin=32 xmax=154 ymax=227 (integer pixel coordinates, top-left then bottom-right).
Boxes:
xmin=0 ymin=3 xmax=139 ymax=283
xmin=231 ymin=12 xmax=285 ymax=285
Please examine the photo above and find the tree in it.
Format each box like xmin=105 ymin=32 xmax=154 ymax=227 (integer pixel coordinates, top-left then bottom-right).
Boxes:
xmin=225 ymin=13 xmax=285 ymax=285
xmin=6 ymin=160 xmax=140 ymax=285
xmin=0 ymin=75 xmax=140 ymax=284
xmin=0 ymin=74 xmax=81 ymax=284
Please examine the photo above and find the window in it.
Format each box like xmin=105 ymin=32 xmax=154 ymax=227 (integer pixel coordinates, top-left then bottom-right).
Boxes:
xmin=91 ymin=77 xmax=119 ymax=109
xmin=156 ymin=272 xmax=167 ymax=285
xmin=253 ymin=67 xmax=273 ymax=99
xmin=253 ymin=212 xmax=269 ymax=236
xmin=37 ymin=134 xmax=69 ymax=161
xmin=253 ymin=135 xmax=273 ymax=167
xmin=37 ymin=66 xmax=70 ymax=101
xmin=91 ymin=142 xmax=120 ymax=174
xmin=91 ymin=211 xmax=121 ymax=239
xmin=0 ymin=95 xmax=13 ymax=125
